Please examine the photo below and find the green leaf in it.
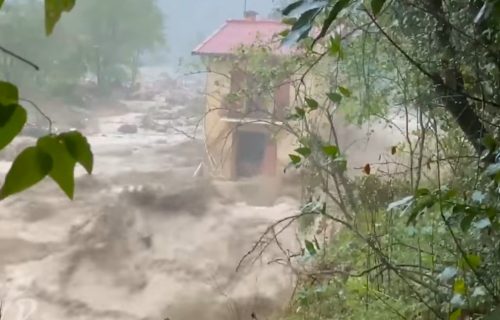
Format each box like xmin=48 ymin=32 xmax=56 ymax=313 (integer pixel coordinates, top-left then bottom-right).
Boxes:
xmin=0 ymin=104 xmax=27 ymax=151
xmin=322 ymin=145 xmax=339 ymax=158
xmin=460 ymin=213 xmax=475 ymax=232
xmin=291 ymin=8 xmax=320 ymax=38
xmin=0 ymin=81 xmax=19 ymax=105
xmin=282 ymin=17 xmax=297 ymax=25
xmin=371 ymin=0 xmax=386 ymax=15
xmin=305 ymin=97 xmax=319 ymax=110
xmin=407 ymin=195 xmax=435 ymax=225
xmin=304 ymin=240 xmax=317 ymax=256
xmin=295 ymin=147 xmax=311 ymax=157
xmin=453 ymin=278 xmax=466 ymax=295
xmin=282 ymin=0 xmax=327 ymax=16
xmin=328 ymin=35 xmax=344 ymax=58
xmin=0 ymin=104 xmax=17 ymax=127
xmin=295 ymin=107 xmax=306 ymax=118
xmin=482 ymin=134 xmax=497 ymax=151
xmin=283 ymin=1 xmax=328 ymax=45
xmin=58 ymin=131 xmax=93 ymax=174
xmin=442 ymin=187 xmax=458 ymax=200
xmin=315 ymin=0 xmax=350 ymax=40
xmin=279 ymin=29 xmax=290 ymax=38
xmin=327 ymin=92 xmax=342 ymax=103
xmin=283 ymin=25 xmax=312 ymax=46
xmin=289 ymin=154 xmax=301 ymax=165
xmin=292 ymin=8 xmax=319 ymax=31
xmin=313 ymin=237 xmax=320 ymax=251
xmin=338 ymin=86 xmax=351 ymax=97
xmin=282 ymin=0 xmax=304 ymax=15
xmin=45 ymin=0 xmax=76 ymax=35
xmin=0 ymin=0 xmax=4 ymax=9
xmin=415 ymin=188 xmax=430 ymax=196
xmin=37 ymin=136 xmax=76 ymax=199
xmin=449 ymin=309 xmax=462 ymax=320
xmin=0 ymin=147 xmax=52 ymax=199
xmin=460 ymin=254 xmax=481 ymax=271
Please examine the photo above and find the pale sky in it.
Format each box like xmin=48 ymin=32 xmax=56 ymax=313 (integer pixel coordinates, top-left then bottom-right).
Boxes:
xmin=158 ymin=0 xmax=283 ymax=66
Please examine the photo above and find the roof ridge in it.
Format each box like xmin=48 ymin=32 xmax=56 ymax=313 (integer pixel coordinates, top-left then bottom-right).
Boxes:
xmin=192 ymin=18 xmax=290 ymax=56
xmin=226 ymin=19 xmax=284 ymax=24
xmin=192 ymin=21 xmax=231 ymax=54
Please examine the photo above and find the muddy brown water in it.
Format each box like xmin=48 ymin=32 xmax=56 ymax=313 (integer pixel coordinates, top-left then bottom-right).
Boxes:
xmin=0 ymin=105 xmax=301 ymax=320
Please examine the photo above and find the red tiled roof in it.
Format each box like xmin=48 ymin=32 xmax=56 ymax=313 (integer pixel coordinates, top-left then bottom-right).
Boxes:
xmin=192 ymin=19 xmax=289 ymax=56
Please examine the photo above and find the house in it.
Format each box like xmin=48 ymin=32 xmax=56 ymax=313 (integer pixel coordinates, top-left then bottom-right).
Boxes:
xmin=192 ymin=11 xmax=298 ymax=180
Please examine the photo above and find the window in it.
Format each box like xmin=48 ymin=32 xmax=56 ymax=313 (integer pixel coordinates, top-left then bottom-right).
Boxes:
xmin=246 ymin=75 xmax=266 ymax=113
xmin=274 ymin=81 xmax=290 ymax=120
xmin=229 ymin=68 xmax=245 ymax=110
xmin=227 ymin=68 xmax=288 ymax=119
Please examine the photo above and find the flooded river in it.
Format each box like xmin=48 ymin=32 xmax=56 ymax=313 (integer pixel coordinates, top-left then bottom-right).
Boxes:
xmin=0 ymin=80 xmax=299 ymax=320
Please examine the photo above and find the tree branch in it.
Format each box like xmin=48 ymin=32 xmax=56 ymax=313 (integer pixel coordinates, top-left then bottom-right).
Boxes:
xmin=0 ymin=45 xmax=39 ymax=71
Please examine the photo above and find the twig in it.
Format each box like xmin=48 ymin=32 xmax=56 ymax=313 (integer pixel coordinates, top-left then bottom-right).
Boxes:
xmin=0 ymin=45 xmax=39 ymax=70
xmin=20 ymin=98 xmax=53 ymax=133
xmin=365 ymin=9 xmax=500 ymax=109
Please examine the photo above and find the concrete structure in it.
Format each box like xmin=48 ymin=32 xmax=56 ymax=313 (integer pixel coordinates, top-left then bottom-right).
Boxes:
xmin=192 ymin=12 xmax=298 ymax=180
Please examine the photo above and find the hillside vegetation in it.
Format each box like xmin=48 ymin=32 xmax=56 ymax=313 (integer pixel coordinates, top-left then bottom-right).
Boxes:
xmin=269 ymin=1 xmax=500 ymax=319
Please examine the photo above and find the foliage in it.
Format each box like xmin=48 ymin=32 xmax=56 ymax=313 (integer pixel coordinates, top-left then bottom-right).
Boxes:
xmin=263 ymin=0 xmax=500 ymax=319
xmin=278 ymin=171 xmax=500 ymax=320
xmin=0 ymin=1 xmax=94 ymax=199
xmin=282 ymin=0 xmax=500 ymax=154
xmin=67 ymin=0 xmax=165 ymax=92
xmin=0 ymin=0 xmax=165 ymax=101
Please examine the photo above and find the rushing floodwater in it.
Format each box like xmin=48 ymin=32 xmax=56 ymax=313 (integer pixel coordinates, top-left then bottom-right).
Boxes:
xmin=0 ymin=85 xmax=302 ymax=320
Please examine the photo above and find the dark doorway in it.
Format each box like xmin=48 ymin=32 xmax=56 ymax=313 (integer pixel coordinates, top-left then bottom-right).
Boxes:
xmin=235 ymin=130 xmax=268 ymax=178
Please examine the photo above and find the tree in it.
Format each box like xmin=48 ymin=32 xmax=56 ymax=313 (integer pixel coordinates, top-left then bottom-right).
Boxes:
xmin=0 ymin=0 xmax=165 ymax=101
xmin=282 ymin=0 xmax=500 ymax=158
xmin=67 ymin=0 xmax=165 ymax=92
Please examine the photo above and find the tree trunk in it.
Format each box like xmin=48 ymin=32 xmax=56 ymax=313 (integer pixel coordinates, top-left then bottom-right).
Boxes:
xmin=426 ymin=0 xmax=489 ymax=155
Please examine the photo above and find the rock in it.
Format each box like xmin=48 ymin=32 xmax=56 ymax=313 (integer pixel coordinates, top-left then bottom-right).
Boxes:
xmin=117 ymin=124 xmax=138 ymax=134
xmin=140 ymin=114 xmax=156 ymax=130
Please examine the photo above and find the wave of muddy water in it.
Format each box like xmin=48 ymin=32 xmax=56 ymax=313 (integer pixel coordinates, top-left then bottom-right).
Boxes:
xmin=0 ymin=97 xmax=300 ymax=320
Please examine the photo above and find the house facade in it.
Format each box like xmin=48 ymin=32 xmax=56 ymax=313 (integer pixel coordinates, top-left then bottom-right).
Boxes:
xmin=192 ymin=12 xmax=299 ymax=180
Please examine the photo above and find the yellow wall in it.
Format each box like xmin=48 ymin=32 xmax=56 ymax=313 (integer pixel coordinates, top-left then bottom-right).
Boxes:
xmin=203 ymin=59 xmax=236 ymax=179
xmin=204 ymin=60 xmax=302 ymax=179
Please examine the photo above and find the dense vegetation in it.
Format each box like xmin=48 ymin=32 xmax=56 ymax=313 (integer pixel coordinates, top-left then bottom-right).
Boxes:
xmin=267 ymin=0 xmax=500 ymax=319
xmin=0 ymin=0 xmax=164 ymax=105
